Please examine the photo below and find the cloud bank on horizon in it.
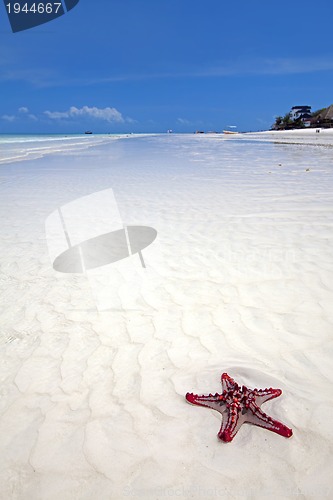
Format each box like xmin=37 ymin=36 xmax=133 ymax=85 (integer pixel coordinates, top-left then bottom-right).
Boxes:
xmin=44 ymin=106 xmax=128 ymax=123
xmin=1 ymin=105 xmax=133 ymax=127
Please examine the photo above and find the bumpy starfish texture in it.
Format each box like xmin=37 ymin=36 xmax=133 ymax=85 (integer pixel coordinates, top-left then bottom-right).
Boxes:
xmin=186 ymin=372 xmax=293 ymax=442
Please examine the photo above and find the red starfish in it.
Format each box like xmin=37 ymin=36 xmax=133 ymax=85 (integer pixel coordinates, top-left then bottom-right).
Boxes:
xmin=186 ymin=372 xmax=293 ymax=442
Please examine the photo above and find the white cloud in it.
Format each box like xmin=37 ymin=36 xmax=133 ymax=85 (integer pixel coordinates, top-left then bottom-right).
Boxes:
xmin=1 ymin=114 xmax=15 ymax=122
xmin=1 ymin=55 xmax=332 ymax=92
xmin=1 ymin=54 xmax=333 ymax=91
xmin=44 ymin=105 xmax=125 ymax=123
xmin=177 ymin=118 xmax=191 ymax=125
xmin=44 ymin=110 xmax=70 ymax=119
xmin=177 ymin=117 xmax=204 ymax=127
xmin=1 ymin=109 xmax=38 ymax=122
xmin=62 ymin=55 xmax=333 ymax=86
xmin=174 ymin=56 xmax=333 ymax=79
xmin=0 ymin=67 xmax=60 ymax=88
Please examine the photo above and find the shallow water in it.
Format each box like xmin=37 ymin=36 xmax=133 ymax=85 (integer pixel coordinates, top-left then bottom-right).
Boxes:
xmin=0 ymin=133 xmax=119 ymax=164
xmin=0 ymin=134 xmax=332 ymax=499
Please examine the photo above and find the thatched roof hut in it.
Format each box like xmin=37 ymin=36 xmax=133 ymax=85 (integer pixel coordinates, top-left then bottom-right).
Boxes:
xmin=312 ymin=104 xmax=333 ymax=127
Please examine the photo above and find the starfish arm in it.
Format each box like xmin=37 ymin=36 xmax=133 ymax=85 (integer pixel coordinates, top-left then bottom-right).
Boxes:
xmin=247 ymin=401 xmax=293 ymax=438
xmin=221 ymin=372 xmax=237 ymax=392
xmin=185 ymin=392 xmax=226 ymax=415
xmin=218 ymin=403 xmax=244 ymax=442
xmin=252 ymin=388 xmax=283 ymax=405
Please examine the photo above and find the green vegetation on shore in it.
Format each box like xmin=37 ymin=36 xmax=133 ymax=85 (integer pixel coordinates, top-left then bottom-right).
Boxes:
xmin=272 ymin=104 xmax=333 ymax=130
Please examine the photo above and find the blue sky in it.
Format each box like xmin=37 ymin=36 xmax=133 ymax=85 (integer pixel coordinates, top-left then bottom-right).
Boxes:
xmin=1 ymin=0 xmax=333 ymax=133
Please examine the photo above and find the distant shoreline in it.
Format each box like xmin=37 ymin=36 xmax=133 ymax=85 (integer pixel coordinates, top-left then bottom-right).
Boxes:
xmin=229 ymin=128 xmax=333 ymax=147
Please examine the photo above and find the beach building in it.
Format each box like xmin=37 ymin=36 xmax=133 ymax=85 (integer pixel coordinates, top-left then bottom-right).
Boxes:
xmin=290 ymin=105 xmax=312 ymax=120
xmin=290 ymin=105 xmax=312 ymax=126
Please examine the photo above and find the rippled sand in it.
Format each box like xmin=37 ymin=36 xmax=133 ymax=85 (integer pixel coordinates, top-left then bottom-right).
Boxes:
xmin=1 ymin=132 xmax=333 ymax=499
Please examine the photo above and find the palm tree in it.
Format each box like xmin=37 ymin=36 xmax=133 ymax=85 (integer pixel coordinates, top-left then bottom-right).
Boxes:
xmin=275 ymin=116 xmax=283 ymax=128
xmin=282 ymin=113 xmax=293 ymax=129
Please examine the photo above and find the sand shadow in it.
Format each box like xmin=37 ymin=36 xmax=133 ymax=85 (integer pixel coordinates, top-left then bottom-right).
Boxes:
xmin=53 ymin=225 xmax=157 ymax=273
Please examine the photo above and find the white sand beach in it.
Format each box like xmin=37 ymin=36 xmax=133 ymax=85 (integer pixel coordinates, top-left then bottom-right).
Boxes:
xmin=1 ymin=130 xmax=333 ymax=499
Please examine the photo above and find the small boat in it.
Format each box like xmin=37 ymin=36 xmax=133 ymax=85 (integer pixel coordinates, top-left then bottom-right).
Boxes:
xmin=84 ymin=131 xmax=93 ymax=134
xmin=223 ymin=130 xmax=239 ymax=135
